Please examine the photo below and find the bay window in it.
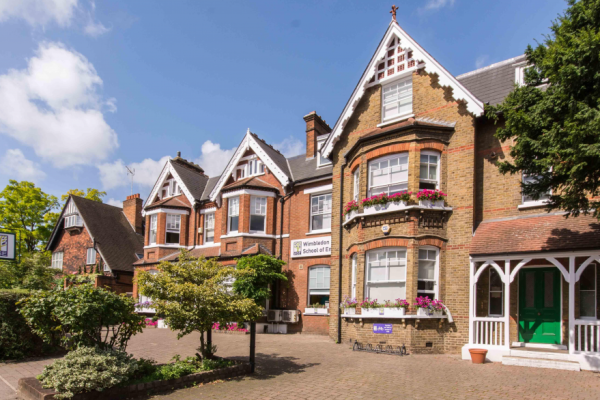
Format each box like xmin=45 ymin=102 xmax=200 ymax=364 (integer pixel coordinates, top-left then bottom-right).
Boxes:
xmin=382 ymin=76 xmax=413 ymax=123
xmin=580 ymin=264 xmax=597 ymax=319
xmin=489 ymin=268 xmax=503 ymax=316
xmin=353 ymin=167 xmax=360 ymax=201
xmin=365 ymin=248 xmax=406 ymax=302
xmin=86 ymin=248 xmax=96 ymax=265
xmin=165 ymin=214 xmax=181 ymax=244
xmin=149 ymin=214 xmax=157 ymax=244
xmin=51 ymin=252 xmax=63 ymax=269
xmin=310 ymin=193 xmax=332 ymax=232
xmin=204 ymin=212 xmax=215 ymax=243
xmin=368 ymin=154 xmax=408 ymax=196
xmin=419 ymin=151 xmax=440 ymax=190
xmin=417 ymin=247 xmax=439 ymax=300
xmin=308 ymin=265 xmax=330 ymax=307
xmin=228 ymin=197 xmax=239 ymax=233
xmin=250 ymin=196 xmax=267 ymax=233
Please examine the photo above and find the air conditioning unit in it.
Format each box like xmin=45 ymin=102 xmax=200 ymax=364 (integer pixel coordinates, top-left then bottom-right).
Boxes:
xmin=282 ymin=310 xmax=299 ymax=323
xmin=267 ymin=309 xmax=282 ymax=322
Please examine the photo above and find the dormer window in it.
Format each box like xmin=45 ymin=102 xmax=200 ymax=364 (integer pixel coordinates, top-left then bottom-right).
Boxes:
xmin=382 ymin=76 xmax=413 ymax=124
xmin=64 ymin=201 xmax=83 ymax=228
xmin=248 ymin=159 xmax=265 ymax=176
xmin=317 ymin=138 xmax=332 ymax=167
xmin=160 ymin=178 xmax=181 ymax=199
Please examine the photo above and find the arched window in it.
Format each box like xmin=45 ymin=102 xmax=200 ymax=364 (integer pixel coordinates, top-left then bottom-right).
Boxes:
xmin=308 ymin=265 xmax=330 ymax=307
xmin=368 ymin=154 xmax=408 ymax=197
xmin=365 ymin=248 xmax=407 ymax=302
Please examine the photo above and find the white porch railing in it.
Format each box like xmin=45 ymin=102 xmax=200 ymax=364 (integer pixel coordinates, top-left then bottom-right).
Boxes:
xmin=574 ymin=320 xmax=600 ymax=353
xmin=472 ymin=317 xmax=505 ymax=346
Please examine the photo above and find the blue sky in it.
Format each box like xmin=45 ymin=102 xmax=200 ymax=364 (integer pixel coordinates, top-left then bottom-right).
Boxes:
xmin=0 ymin=0 xmax=567 ymax=207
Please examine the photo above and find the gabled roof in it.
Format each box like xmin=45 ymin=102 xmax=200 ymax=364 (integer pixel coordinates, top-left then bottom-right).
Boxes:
xmin=145 ymin=194 xmax=191 ymax=210
xmin=222 ymin=176 xmax=280 ymax=192
xmin=201 ymin=176 xmax=221 ymax=201
xmin=249 ymin=132 xmax=291 ymax=177
xmin=322 ymin=20 xmax=484 ymax=158
xmin=47 ymin=196 xmax=144 ymax=272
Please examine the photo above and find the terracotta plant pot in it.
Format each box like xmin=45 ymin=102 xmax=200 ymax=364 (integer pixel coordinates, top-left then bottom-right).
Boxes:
xmin=469 ymin=348 xmax=488 ymax=364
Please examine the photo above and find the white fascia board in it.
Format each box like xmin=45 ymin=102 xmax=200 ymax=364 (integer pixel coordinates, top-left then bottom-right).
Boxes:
xmin=168 ymin=162 xmax=197 ymax=206
xmin=247 ymin=134 xmax=290 ymax=187
xmin=143 ymin=160 xmax=171 ymax=208
xmin=322 ymin=22 xmax=484 ymax=159
xmin=145 ymin=208 xmax=190 ymax=216
xmin=303 ymin=183 xmax=333 ymax=195
xmin=144 ymin=160 xmax=195 ymax=211
xmin=222 ymin=189 xmax=277 ymax=199
xmin=200 ymin=207 xmax=217 ymax=214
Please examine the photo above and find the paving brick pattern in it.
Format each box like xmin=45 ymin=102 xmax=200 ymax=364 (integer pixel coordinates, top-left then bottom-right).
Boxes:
xmin=2 ymin=329 xmax=600 ymax=399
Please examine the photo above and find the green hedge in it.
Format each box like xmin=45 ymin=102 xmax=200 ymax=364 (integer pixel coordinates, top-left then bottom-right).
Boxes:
xmin=0 ymin=289 xmax=59 ymax=360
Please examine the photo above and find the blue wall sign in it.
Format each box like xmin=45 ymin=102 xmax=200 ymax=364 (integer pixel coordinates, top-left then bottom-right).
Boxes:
xmin=373 ymin=323 xmax=393 ymax=334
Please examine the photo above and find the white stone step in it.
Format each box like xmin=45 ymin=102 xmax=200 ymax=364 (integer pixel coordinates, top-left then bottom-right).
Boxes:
xmin=502 ymin=356 xmax=580 ymax=371
xmin=511 ymin=342 xmax=567 ymax=350
xmin=509 ymin=349 xmax=571 ymax=361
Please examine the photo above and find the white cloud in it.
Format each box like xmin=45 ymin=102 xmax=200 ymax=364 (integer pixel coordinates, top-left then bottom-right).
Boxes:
xmin=83 ymin=3 xmax=109 ymax=37
xmin=0 ymin=42 xmax=118 ymax=168
xmin=0 ymin=0 xmax=78 ymax=27
xmin=97 ymin=156 xmax=170 ymax=190
xmin=418 ymin=0 xmax=455 ymax=14
xmin=195 ymin=141 xmax=237 ymax=177
xmin=475 ymin=55 xmax=490 ymax=69
xmin=0 ymin=148 xmax=46 ymax=182
xmin=106 ymin=198 xmax=122 ymax=208
xmin=273 ymin=136 xmax=305 ymax=158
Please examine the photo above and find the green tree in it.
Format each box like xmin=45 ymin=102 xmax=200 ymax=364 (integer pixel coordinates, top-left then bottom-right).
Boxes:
xmin=0 ymin=180 xmax=59 ymax=253
xmin=488 ymin=0 xmax=600 ymax=218
xmin=233 ymin=254 xmax=287 ymax=305
xmin=137 ymin=251 xmax=263 ymax=358
xmin=0 ymin=252 xmax=58 ymax=290
xmin=61 ymin=188 xmax=106 ymax=203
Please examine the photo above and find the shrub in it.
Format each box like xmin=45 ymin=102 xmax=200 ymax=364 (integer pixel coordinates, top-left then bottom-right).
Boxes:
xmin=129 ymin=355 xmax=235 ymax=384
xmin=359 ymin=298 xmax=381 ymax=309
xmin=37 ymin=347 xmax=139 ymax=399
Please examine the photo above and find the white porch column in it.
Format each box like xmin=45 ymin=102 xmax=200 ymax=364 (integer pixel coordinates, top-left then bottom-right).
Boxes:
xmin=468 ymin=259 xmax=474 ymax=345
xmin=569 ymin=256 xmax=575 ymax=355
xmin=504 ymin=259 xmax=510 ymax=347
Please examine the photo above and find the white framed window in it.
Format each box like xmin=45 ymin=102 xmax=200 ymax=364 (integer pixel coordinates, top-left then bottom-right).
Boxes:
xmin=317 ymin=139 xmax=332 ymax=167
xmin=489 ymin=268 xmax=503 ymax=317
xmin=51 ymin=252 xmax=63 ymax=269
xmin=149 ymin=215 xmax=157 ymax=244
xmin=248 ymin=159 xmax=265 ymax=176
xmin=522 ymin=173 xmax=551 ymax=204
xmin=103 ymin=261 xmax=110 ymax=272
xmin=204 ymin=212 xmax=215 ymax=243
xmin=228 ymin=197 xmax=239 ymax=233
xmin=310 ymin=193 xmax=332 ymax=232
xmin=351 ymin=254 xmax=357 ymax=299
xmin=235 ymin=166 xmax=246 ymax=180
xmin=250 ymin=196 xmax=267 ymax=233
xmin=365 ymin=248 xmax=407 ymax=302
xmin=417 ymin=247 xmax=439 ymax=300
xmin=308 ymin=265 xmax=330 ymax=307
xmin=169 ymin=180 xmax=178 ymax=197
xmin=382 ymin=76 xmax=413 ymax=123
xmin=580 ymin=264 xmax=597 ymax=319
xmin=165 ymin=214 xmax=181 ymax=244
xmin=64 ymin=214 xmax=82 ymax=228
xmin=86 ymin=248 xmax=96 ymax=265
xmin=368 ymin=154 xmax=408 ymax=196
xmin=353 ymin=167 xmax=360 ymax=201
xmin=419 ymin=151 xmax=440 ymax=190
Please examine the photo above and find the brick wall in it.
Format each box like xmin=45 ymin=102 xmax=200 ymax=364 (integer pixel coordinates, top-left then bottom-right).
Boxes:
xmin=51 ymin=226 xmax=96 ymax=274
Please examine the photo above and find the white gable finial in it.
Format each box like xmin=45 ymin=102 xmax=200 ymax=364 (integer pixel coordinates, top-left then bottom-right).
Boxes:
xmin=246 ymin=128 xmax=251 ymax=135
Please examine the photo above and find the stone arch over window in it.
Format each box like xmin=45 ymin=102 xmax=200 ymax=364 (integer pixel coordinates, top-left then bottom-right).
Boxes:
xmin=365 ymin=143 xmax=411 ymax=162
xmin=416 ymin=237 xmax=446 ymax=249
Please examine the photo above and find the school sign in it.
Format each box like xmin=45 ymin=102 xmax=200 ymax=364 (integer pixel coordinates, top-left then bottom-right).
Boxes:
xmin=0 ymin=231 xmax=16 ymax=260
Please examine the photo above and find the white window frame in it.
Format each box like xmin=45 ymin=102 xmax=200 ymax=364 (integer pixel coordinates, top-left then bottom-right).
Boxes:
xmin=103 ymin=261 xmax=110 ymax=272
xmin=317 ymin=139 xmax=332 ymax=167
xmin=250 ymin=196 xmax=267 ymax=233
xmin=228 ymin=197 xmax=240 ymax=234
xmin=579 ymin=263 xmax=597 ymax=320
xmin=165 ymin=214 xmax=181 ymax=245
xmin=364 ymin=248 xmax=407 ymax=302
xmin=64 ymin=214 xmax=82 ymax=228
xmin=521 ymin=172 xmax=551 ymax=206
xmin=488 ymin=267 xmax=504 ymax=317
xmin=353 ymin=167 xmax=360 ymax=202
xmin=235 ymin=166 xmax=246 ymax=181
xmin=204 ymin=212 xmax=215 ymax=243
xmin=417 ymin=246 xmax=439 ymax=300
xmin=149 ymin=215 xmax=157 ymax=245
xmin=86 ymin=247 xmax=96 ymax=265
xmin=308 ymin=265 xmax=331 ymax=306
xmin=368 ymin=153 xmax=409 ymax=197
xmin=247 ymin=158 xmax=265 ymax=177
xmin=381 ymin=76 xmax=413 ymax=124
xmin=351 ymin=254 xmax=357 ymax=299
xmin=51 ymin=252 xmax=63 ymax=269
xmin=419 ymin=150 xmax=440 ymax=190
xmin=309 ymin=193 xmax=332 ymax=233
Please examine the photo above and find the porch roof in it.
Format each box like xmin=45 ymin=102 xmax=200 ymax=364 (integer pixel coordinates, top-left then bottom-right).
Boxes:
xmin=470 ymin=212 xmax=600 ymax=257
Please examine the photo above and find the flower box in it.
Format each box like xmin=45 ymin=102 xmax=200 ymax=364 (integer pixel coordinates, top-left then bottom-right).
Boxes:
xmin=363 ymin=201 xmax=406 ymax=215
xmin=361 ymin=308 xmax=384 ymax=317
xmin=305 ymin=307 xmax=328 ymax=315
xmin=345 ymin=210 xmax=357 ymax=222
xmin=383 ymin=307 xmax=406 ymax=317
xmin=416 ymin=308 xmax=431 ymax=317
xmin=432 ymin=310 xmax=444 ymax=317
xmin=419 ymin=199 xmax=445 ymax=208
xmin=343 ymin=308 xmax=356 ymax=315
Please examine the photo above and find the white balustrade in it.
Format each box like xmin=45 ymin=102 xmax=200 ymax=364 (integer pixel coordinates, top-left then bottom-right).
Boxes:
xmin=472 ymin=317 xmax=504 ymax=346
xmin=574 ymin=320 xmax=600 ymax=353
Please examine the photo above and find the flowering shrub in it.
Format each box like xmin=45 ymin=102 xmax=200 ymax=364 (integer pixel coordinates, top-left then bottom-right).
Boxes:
xmin=344 ymin=200 xmax=359 ymax=215
xmin=414 ymin=296 xmax=432 ymax=310
xmin=361 ymin=193 xmax=389 ymax=208
xmin=360 ymin=298 xmax=381 ymax=309
xmin=144 ymin=318 xmax=157 ymax=327
xmin=340 ymin=297 xmax=358 ymax=309
xmin=431 ymin=300 xmax=445 ymax=312
xmin=212 ymin=322 xmax=248 ymax=333
xmin=384 ymin=298 xmax=409 ymax=308
xmin=416 ymin=189 xmax=446 ymax=202
xmin=135 ymin=300 xmax=154 ymax=308
xmin=388 ymin=191 xmax=412 ymax=203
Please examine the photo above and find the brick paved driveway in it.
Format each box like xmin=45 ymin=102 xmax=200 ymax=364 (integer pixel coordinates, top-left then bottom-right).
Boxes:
xmin=2 ymin=329 xmax=600 ymax=399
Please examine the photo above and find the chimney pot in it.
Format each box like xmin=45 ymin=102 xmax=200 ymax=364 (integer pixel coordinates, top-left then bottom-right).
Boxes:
xmin=177 ymin=151 xmax=181 ymax=157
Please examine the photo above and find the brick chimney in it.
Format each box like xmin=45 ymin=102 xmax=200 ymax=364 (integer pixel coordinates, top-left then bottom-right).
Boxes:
xmin=123 ymin=194 xmax=144 ymax=234
xmin=303 ymin=111 xmax=332 ymax=159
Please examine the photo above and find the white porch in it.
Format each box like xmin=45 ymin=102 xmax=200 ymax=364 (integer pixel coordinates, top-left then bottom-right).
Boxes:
xmin=462 ymin=250 xmax=600 ymax=371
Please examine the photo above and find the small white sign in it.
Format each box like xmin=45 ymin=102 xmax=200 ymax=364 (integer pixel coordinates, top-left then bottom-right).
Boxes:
xmin=0 ymin=231 xmax=16 ymax=260
xmin=291 ymin=236 xmax=331 ymax=258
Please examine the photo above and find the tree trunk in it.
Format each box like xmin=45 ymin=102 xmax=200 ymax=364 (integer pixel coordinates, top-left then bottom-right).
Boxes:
xmin=199 ymin=330 xmax=206 ymax=359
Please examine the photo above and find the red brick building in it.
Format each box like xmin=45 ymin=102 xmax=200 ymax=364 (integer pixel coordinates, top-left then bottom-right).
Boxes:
xmin=47 ymin=194 xmax=145 ymax=294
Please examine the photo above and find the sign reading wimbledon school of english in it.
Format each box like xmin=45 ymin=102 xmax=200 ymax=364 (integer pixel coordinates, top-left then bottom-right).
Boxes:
xmin=290 ymin=236 xmax=331 ymax=258
xmin=0 ymin=231 xmax=16 ymax=260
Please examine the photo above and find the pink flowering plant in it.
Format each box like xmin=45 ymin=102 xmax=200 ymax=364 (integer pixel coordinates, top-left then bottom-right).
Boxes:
xmin=144 ymin=318 xmax=158 ymax=327
xmin=361 ymin=193 xmax=389 ymax=208
xmin=431 ymin=300 xmax=445 ymax=312
xmin=384 ymin=298 xmax=410 ymax=309
xmin=212 ymin=322 xmax=248 ymax=333
xmin=416 ymin=189 xmax=446 ymax=202
xmin=414 ymin=296 xmax=432 ymax=310
xmin=360 ymin=298 xmax=382 ymax=309
xmin=344 ymin=200 xmax=359 ymax=216
xmin=340 ymin=296 xmax=358 ymax=309
xmin=388 ymin=191 xmax=412 ymax=203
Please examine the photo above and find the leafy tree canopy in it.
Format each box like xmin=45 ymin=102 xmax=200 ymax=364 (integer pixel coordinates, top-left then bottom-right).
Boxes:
xmin=0 ymin=180 xmax=59 ymax=252
xmin=137 ymin=251 xmax=263 ymax=357
xmin=0 ymin=251 xmax=59 ymax=290
xmin=233 ymin=254 xmax=287 ymax=305
xmin=488 ymin=0 xmax=600 ymax=218
xmin=61 ymin=188 xmax=106 ymax=203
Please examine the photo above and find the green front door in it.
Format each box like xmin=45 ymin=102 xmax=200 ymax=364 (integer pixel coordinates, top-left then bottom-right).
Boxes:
xmin=518 ymin=268 xmax=561 ymax=344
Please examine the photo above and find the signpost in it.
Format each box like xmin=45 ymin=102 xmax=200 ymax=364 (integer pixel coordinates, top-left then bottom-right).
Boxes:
xmin=290 ymin=236 xmax=331 ymax=258
xmin=0 ymin=231 xmax=16 ymax=261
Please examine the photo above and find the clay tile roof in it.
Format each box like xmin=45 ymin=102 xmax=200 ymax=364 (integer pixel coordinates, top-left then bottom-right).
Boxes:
xmin=144 ymin=194 xmax=191 ymax=210
xmin=222 ymin=176 xmax=280 ymax=192
xmin=470 ymin=213 xmax=600 ymax=256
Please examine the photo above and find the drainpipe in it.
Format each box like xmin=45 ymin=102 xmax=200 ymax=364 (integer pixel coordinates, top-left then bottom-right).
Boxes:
xmin=193 ymin=202 xmax=200 ymax=248
xmin=337 ymin=160 xmax=346 ymax=344
xmin=276 ymin=183 xmax=294 ymax=309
